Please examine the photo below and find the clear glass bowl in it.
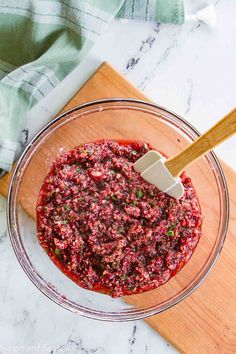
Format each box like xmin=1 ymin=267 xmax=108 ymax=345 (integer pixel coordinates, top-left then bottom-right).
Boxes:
xmin=7 ymin=99 xmax=229 ymax=321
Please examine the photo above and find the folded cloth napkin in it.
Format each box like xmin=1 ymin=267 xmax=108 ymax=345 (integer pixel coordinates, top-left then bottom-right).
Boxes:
xmin=0 ymin=0 xmax=185 ymax=171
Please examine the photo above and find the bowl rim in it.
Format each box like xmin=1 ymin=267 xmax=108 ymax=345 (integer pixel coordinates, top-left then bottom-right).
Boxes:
xmin=7 ymin=98 xmax=229 ymax=321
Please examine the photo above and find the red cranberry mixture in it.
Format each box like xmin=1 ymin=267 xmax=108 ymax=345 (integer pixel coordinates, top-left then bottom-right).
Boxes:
xmin=37 ymin=140 xmax=202 ymax=297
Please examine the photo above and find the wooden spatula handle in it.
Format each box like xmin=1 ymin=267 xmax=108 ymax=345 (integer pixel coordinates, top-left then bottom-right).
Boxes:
xmin=166 ymin=108 xmax=236 ymax=177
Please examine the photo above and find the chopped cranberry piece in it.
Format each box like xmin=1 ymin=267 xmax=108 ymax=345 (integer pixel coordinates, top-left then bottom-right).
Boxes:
xmin=89 ymin=170 xmax=105 ymax=181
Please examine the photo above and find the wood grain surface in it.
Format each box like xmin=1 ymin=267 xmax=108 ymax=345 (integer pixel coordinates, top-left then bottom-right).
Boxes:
xmin=1 ymin=62 xmax=235 ymax=354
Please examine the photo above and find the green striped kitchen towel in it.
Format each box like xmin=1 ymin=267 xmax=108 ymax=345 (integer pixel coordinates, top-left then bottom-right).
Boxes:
xmin=0 ymin=0 xmax=184 ymax=172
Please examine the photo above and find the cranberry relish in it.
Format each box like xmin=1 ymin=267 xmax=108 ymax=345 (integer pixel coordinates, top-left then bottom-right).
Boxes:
xmin=37 ymin=140 xmax=202 ymax=297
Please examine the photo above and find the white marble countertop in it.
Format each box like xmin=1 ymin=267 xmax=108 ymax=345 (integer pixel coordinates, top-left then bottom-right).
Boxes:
xmin=0 ymin=1 xmax=236 ymax=353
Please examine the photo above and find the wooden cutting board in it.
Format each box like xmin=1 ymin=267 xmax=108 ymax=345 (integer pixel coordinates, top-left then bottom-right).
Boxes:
xmin=1 ymin=62 xmax=236 ymax=354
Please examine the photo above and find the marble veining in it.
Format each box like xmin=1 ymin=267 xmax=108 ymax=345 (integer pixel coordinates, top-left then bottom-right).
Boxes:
xmin=51 ymin=335 xmax=105 ymax=354
xmin=184 ymin=78 xmax=193 ymax=114
xmin=18 ymin=129 xmax=29 ymax=152
xmin=0 ymin=230 xmax=7 ymax=244
xmin=0 ymin=0 xmax=236 ymax=353
xmin=128 ymin=325 xmax=137 ymax=353
xmin=123 ymin=30 xmax=157 ymax=75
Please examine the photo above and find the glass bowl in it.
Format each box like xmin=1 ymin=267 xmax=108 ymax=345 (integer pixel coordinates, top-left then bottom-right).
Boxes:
xmin=7 ymin=99 xmax=229 ymax=321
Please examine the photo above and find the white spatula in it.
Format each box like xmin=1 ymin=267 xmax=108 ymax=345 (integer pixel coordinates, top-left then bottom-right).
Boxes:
xmin=134 ymin=108 xmax=236 ymax=199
